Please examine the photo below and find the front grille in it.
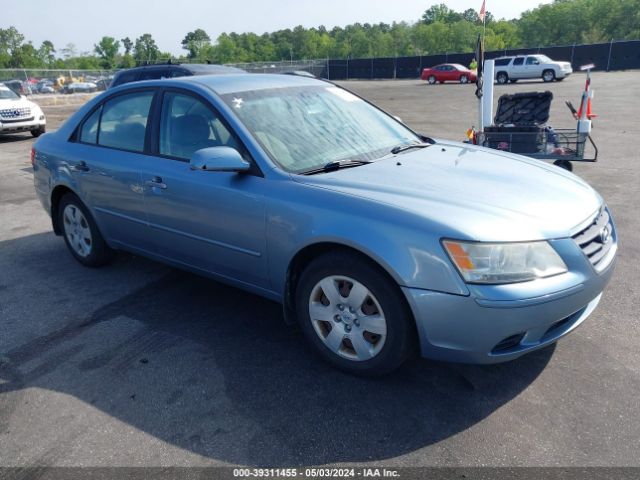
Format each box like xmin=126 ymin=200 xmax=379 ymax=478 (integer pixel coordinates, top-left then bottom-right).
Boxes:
xmin=0 ymin=107 xmax=31 ymax=120
xmin=491 ymin=333 xmax=525 ymax=353
xmin=572 ymin=208 xmax=615 ymax=271
xmin=1 ymin=116 xmax=34 ymax=124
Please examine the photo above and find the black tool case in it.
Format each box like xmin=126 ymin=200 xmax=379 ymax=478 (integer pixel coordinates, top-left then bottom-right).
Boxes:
xmin=483 ymin=91 xmax=553 ymax=154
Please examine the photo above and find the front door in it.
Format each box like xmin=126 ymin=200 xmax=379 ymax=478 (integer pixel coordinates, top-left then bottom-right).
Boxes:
xmin=139 ymin=90 xmax=269 ymax=288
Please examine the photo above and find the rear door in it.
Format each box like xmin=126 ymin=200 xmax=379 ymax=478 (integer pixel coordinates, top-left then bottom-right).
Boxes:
xmin=137 ymin=89 xmax=269 ymax=288
xmin=69 ymin=89 xmax=156 ymax=251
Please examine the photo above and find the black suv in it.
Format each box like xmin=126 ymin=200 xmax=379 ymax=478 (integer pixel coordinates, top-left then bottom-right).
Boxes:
xmin=109 ymin=63 xmax=244 ymax=88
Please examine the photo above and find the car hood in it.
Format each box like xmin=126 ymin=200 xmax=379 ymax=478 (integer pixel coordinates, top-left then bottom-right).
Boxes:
xmin=0 ymin=97 xmax=40 ymax=111
xmin=293 ymin=141 xmax=601 ymax=241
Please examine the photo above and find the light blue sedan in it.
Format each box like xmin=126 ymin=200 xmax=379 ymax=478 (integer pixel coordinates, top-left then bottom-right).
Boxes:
xmin=32 ymin=73 xmax=617 ymax=375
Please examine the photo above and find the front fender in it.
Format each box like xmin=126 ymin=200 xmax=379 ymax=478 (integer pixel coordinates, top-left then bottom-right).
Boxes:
xmin=265 ymin=181 xmax=469 ymax=297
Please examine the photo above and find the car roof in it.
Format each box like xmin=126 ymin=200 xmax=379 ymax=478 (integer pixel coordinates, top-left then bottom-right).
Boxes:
xmin=118 ymin=63 xmax=243 ymax=74
xmin=174 ymin=73 xmax=327 ymax=95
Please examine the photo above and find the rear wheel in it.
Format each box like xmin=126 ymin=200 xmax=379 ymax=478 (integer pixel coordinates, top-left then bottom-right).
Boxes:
xmin=542 ymin=69 xmax=556 ymax=82
xmin=295 ymin=251 xmax=415 ymax=376
xmin=460 ymin=75 xmax=469 ymax=84
xmin=496 ymin=72 xmax=509 ymax=84
xmin=58 ymin=193 xmax=114 ymax=267
xmin=427 ymin=75 xmax=436 ymax=84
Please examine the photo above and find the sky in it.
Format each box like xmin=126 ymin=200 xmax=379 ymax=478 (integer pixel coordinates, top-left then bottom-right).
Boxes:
xmin=4 ymin=0 xmax=552 ymax=56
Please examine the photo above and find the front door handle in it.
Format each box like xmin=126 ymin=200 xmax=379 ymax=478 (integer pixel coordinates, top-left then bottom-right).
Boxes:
xmin=70 ymin=161 xmax=89 ymax=172
xmin=144 ymin=176 xmax=167 ymax=190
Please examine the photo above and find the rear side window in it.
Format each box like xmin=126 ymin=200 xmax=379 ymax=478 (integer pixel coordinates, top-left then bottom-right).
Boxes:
xmin=513 ymin=58 xmax=524 ymax=66
xmin=97 ymin=91 xmax=154 ymax=152
xmin=79 ymin=106 xmax=101 ymax=144
xmin=112 ymin=70 xmax=138 ymax=87
xmin=139 ymin=68 xmax=171 ymax=80
xmin=494 ymin=58 xmax=511 ymax=66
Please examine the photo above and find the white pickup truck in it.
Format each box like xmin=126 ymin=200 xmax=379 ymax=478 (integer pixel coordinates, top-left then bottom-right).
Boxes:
xmin=493 ymin=54 xmax=573 ymax=84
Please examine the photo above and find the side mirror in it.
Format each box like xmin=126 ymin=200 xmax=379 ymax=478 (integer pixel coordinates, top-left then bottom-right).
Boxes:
xmin=189 ymin=146 xmax=250 ymax=173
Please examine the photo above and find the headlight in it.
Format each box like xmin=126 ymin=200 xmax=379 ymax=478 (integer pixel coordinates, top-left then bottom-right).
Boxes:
xmin=442 ymin=240 xmax=567 ymax=284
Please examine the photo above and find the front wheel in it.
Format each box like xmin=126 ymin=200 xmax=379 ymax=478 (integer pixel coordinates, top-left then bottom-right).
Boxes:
xmin=427 ymin=75 xmax=436 ymax=84
xmin=296 ymin=251 xmax=415 ymax=376
xmin=59 ymin=193 xmax=114 ymax=267
xmin=31 ymin=126 xmax=45 ymax=137
xmin=542 ymin=69 xmax=556 ymax=82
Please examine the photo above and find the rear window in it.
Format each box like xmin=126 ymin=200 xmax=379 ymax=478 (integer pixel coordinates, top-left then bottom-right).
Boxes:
xmin=494 ymin=58 xmax=512 ymax=66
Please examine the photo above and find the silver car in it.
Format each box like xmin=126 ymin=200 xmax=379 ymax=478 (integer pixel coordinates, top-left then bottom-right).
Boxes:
xmin=32 ymin=74 xmax=616 ymax=375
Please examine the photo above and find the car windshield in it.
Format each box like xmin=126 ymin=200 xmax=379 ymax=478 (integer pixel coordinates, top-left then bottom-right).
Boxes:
xmin=221 ymin=85 xmax=420 ymax=173
xmin=0 ymin=84 xmax=20 ymax=100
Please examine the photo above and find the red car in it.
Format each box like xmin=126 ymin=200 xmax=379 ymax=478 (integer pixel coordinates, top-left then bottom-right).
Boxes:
xmin=421 ymin=63 xmax=477 ymax=84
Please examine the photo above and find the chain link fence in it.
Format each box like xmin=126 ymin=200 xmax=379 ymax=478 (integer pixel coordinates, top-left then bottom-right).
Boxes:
xmin=0 ymin=69 xmax=116 ymax=96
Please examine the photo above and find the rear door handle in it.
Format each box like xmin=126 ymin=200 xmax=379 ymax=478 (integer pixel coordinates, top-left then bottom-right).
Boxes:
xmin=144 ymin=176 xmax=167 ymax=190
xmin=70 ymin=161 xmax=89 ymax=172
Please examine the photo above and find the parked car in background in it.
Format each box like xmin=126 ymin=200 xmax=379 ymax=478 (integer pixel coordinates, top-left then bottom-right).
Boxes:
xmin=35 ymin=80 xmax=55 ymax=94
xmin=32 ymin=73 xmax=616 ymax=375
xmin=62 ymin=82 xmax=98 ymax=94
xmin=109 ymin=63 xmax=244 ymax=88
xmin=0 ymin=83 xmax=46 ymax=136
xmin=421 ymin=64 xmax=477 ymax=84
xmin=493 ymin=54 xmax=573 ymax=84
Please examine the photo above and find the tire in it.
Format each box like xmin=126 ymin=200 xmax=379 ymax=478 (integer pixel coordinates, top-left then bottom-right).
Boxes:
xmin=553 ymin=160 xmax=573 ymax=172
xmin=496 ymin=72 xmax=509 ymax=84
xmin=58 ymin=193 xmax=114 ymax=267
xmin=509 ymin=79 xmax=518 ymax=84
xmin=459 ymin=75 xmax=469 ymax=84
xmin=295 ymin=251 xmax=416 ymax=376
xmin=542 ymin=69 xmax=556 ymax=82
xmin=31 ymin=126 xmax=45 ymax=137
xmin=427 ymin=75 xmax=436 ymax=84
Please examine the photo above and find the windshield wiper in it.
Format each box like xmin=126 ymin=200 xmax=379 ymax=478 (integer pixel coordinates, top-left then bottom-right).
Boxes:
xmin=299 ymin=159 xmax=372 ymax=175
xmin=390 ymin=142 xmax=433 ymax=155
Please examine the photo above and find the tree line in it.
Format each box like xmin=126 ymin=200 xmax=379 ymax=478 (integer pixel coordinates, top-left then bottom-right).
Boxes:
xmin=1 ymin=0 xmax=638 ymax=71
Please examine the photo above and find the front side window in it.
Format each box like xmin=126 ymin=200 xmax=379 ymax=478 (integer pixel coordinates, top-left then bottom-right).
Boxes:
xmin=222 ymin=85 xmax=420 ymax=174
xmin=159 ymin=92 xmax=239 ymax=160
xmin=98 ymin=91 xmax=153 ymax=152
xmin=526 ymin=57 xmax=540 ymax=65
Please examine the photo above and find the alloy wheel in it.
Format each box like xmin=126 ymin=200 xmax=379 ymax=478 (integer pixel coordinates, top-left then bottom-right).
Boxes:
xmin=308 ymin=275 xmax=387 ymax=361
xmin=63 ymin=204 xmax=92 ymax=257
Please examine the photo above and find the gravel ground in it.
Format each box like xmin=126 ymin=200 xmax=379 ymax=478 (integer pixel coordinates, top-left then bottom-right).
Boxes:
xmin=0 ymin=71 xmax=639 ymax=469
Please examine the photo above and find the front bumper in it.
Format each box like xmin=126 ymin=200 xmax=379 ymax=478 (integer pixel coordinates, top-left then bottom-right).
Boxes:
xmin=0 ymin=116 xmax=46 ymax=134
xmin=403 ymin=237 xmax=616 ymax=364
